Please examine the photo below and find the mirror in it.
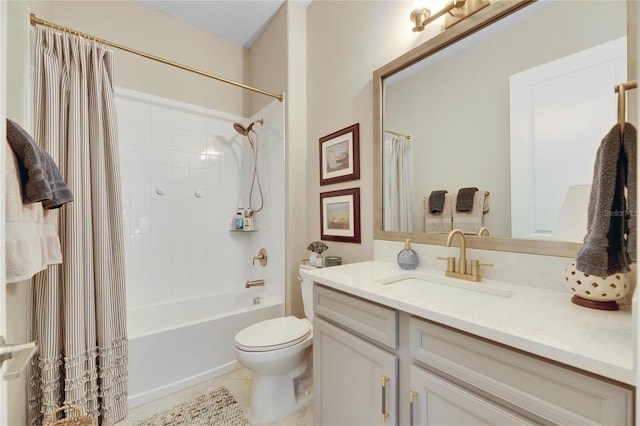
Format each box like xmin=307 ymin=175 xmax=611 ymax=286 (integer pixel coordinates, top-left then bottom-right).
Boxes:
xmin=374 ymin=0 xmax=634 ymax=256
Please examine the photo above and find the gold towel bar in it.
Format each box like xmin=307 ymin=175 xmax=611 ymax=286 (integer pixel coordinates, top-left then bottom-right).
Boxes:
xmin=614 ymin=80 xmax=637 ymax=93
xmin=615 ymin=80 xmax=637 ymax=132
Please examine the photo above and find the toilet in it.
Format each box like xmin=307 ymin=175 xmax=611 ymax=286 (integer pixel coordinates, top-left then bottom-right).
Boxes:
xmin=234 ymin=265 xmax=315 ymax=423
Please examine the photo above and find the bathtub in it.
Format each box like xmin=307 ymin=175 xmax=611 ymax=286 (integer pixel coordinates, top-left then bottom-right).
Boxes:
xmin=127 ymin=291 xmax=283 ymax=408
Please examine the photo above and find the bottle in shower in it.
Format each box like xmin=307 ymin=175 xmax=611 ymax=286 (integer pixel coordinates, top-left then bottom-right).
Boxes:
xmin=235 ymin=210 xmax=244 ymax=229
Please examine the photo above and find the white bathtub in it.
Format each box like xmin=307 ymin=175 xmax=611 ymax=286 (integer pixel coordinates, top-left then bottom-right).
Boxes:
xmin=127 ymin=291 xmax=283 ymax=407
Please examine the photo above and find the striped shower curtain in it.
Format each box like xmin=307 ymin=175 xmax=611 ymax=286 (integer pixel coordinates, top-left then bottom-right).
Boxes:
xmin=28 ymin=26 xmax=128 ymax=425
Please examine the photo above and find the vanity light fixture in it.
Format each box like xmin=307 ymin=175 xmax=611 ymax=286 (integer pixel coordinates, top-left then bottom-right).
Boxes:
xmin=410 ymin=0 xmax=490 ymax=32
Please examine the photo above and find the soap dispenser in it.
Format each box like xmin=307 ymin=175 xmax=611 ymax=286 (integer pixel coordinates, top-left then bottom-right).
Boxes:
xmin=397 ymin=239 xmax=419 ymax=270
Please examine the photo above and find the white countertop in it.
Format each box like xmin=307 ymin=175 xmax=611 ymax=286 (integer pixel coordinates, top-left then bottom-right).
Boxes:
xmin=301 ymin=260 xmax=635 ymax=386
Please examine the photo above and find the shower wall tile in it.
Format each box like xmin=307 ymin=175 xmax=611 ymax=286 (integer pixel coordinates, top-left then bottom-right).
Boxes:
xmin=171 ymin=167 xmax=189 ymax=183
xmin=119 ymin=144 xmax=130 ymax=179
xmin=171 ymin=151 xmax=190 ymax=168
xmin=116 ymin=87 xmax=285 ymax=309
xmin=171 ymin=109 xmax=189 ymax=133
xmin=151 ymin=128 xmax=171 ymax=149
xmin=130 ymin=180 xmax=152 ymax=199
xmin=151 ymin=105 xmax=171 ymax=129
xmin=151 ymin=148 xmax=171 ymax=166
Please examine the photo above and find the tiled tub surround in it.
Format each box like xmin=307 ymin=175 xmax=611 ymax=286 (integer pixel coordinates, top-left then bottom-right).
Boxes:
xmin=115 ymin=88 xmax=286 ymax=406
xmin=115 ymin=87 xmax=285 ymax=308
xmin=302 ymin=259 xmax=634 ymax=386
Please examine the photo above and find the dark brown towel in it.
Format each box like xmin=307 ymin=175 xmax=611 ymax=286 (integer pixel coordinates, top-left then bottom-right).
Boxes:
xmin=6 ymin=118 xmax=73 ymax=209
xmin=428 ymin=190 xmax=448 ymax=214
xmin=575 ymin=123 xmax=636 ymax=277
xmin=623 ymin=124 xmax=636 ymax=262
xmin=456 ymin=187 xmax=478 ymax=212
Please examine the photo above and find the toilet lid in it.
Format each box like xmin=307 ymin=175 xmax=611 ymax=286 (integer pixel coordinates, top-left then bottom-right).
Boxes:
xmin=235 ymin=316 xmax=311 ymax=352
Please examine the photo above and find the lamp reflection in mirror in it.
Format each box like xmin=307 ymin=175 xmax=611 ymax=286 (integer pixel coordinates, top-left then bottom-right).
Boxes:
xmin=553 ymin=185 xmax=630 ymax=311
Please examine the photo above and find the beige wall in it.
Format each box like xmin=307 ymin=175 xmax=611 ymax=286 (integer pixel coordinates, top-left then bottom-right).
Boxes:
xmin=284 ymin=1 xmax=308 ymax=318
xmin=249 ymin=3 xmax=287 ymax=116
xmin=305 ymin=0 xmax=441 ymax=264
xmin=23 ymin=0 xmax=248 ymax=116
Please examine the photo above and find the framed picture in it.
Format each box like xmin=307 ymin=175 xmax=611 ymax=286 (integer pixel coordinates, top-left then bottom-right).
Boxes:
xmin=320 ymin=187 xmax=361 ymax=243
xmin=319 ymin=123 xmax=360 ymax=185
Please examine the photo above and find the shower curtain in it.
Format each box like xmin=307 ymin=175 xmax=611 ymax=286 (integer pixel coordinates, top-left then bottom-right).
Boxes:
xmin=28 ymin=27 xmax=128 ymax=425
xmin=384 ymin=135 xmax=413 ymax=232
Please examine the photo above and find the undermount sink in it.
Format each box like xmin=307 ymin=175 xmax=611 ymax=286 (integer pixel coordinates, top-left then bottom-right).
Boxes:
xmin=374 ymin=273 xmax=515 ymax=298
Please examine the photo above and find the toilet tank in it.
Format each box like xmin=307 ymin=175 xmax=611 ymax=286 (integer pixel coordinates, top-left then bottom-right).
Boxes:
xmin=299 ymin=265 xmax=315 ymax=320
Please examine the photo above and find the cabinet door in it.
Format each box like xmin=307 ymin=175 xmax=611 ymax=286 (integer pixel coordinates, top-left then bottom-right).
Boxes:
xmin=314 ymin=317 xmax=398 ymax=426
xmin=408 ymin=365 xmax=534 ymax=426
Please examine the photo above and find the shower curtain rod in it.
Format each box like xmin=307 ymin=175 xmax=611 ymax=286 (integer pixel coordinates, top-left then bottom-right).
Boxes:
xmin=385 ymin=129 xmax=412 ymax=140
xmin=29 ymin=13 xmax=284 ymax=102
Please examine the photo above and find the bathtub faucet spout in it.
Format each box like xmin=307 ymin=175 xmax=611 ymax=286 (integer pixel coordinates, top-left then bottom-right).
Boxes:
xmin=246 ymin=279 xmax=265 ymax=288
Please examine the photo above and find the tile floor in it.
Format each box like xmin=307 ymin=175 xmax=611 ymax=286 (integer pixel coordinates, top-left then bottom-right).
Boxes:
xmin=115 ymin=367 xmax=313 ymax=426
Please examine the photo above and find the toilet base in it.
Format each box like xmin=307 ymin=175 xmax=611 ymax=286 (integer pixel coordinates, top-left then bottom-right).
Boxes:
xmin=251 ymin=349 xmax=313 ymax=423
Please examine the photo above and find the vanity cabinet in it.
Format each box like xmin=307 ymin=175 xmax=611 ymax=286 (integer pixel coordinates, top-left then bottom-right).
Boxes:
xmin=313 ymin=285 xmax=399 ymax=425
xmin=314 ymin=318 xmax=398 ymax=425
xmin=313 ymin=284 xmax=634 ymax=426
xmin=408 ymin=317 xmax=634 ymax=425
xmin=408 ymin=365 xmax=533 ymax=425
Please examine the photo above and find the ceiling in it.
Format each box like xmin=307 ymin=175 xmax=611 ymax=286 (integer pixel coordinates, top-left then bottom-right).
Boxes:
xmin=137 ymin=0 xmax=288 ymax=48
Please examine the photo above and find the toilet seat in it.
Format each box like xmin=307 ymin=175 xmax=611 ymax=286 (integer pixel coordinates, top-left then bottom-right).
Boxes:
xmin=235 ymin=316 xmax=311 ymax=352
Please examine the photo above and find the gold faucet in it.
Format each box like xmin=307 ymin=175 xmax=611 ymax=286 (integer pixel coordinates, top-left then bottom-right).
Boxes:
xmin=245 ymin=279 xmax=265 ymax=288
xmin=477 ymin=227 xmax=490 ymax=236
xmin=446 ymin=229 xmax=468 ymax=274
xmin=438 ymin=229 xmax=493 ymax=282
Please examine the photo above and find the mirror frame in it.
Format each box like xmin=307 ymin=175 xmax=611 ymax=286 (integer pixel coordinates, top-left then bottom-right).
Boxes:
xmin=373 ymin=0 xmax=610 ymax=257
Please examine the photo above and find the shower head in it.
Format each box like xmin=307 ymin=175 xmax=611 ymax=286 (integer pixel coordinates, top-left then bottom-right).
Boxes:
xmin=233 ymin=122 xmax=249 ymax=136
xmin=232 ymin=118 xmax=264 ymax=136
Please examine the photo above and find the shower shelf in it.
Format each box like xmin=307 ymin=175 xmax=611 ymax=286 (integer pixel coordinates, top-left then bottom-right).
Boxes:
xmin=229 ymin=229 xmax=258 ymax=233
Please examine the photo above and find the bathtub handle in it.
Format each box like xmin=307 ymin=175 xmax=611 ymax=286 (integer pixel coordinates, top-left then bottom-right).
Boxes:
xmin=252 ymin=248 xmax=268 ymax=266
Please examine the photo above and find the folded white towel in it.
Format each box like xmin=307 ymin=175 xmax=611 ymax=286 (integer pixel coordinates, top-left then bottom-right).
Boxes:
xmin=453 ymin=191 xmax=490 ymax=234
xmin=425 ymin=193 xmax=453 ymax=233
xmin=5 ymin=141 xmax=62 ymax=283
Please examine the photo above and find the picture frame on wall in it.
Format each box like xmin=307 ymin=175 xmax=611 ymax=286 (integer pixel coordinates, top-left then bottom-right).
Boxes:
xmin=320 ymin=187 xmax=361 ymax=243
xmin=319 ymin=123 xmax=360 ymax=186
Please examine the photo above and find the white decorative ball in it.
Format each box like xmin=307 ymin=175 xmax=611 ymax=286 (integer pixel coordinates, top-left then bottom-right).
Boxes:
xmin=563 ymin=260 xmax=629 ymax=302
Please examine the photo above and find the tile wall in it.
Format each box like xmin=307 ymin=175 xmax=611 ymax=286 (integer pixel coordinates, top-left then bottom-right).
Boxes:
xmin=115 ymin=87 xmax=285 ymax=309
